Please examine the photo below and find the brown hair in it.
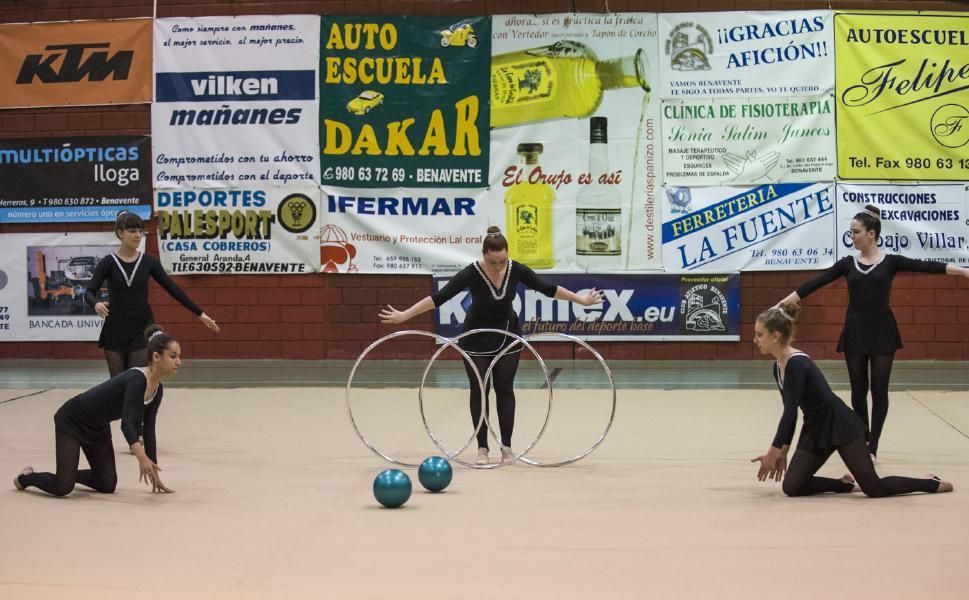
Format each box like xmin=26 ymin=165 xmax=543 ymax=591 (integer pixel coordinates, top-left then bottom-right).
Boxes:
xmin=115 ymin=210 xmax=145 ymax=239
xmin=852 ymin=204 xmax=881 ymax=238
xmin=756 ymin=301 xmax=801 ymax=345
xmin=482 ymin=225 xmax=508 ymax=253
xmin=144 ymin=324 xmax=176 ymax=362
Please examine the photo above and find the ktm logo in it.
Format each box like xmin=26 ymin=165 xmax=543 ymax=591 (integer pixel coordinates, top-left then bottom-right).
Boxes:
xmin=17 ymin=43 xmax=134 ymax=84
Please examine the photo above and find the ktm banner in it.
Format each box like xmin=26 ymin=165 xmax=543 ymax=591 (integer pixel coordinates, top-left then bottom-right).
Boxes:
xmin=0 ymin=19 xmax=151 ymax=108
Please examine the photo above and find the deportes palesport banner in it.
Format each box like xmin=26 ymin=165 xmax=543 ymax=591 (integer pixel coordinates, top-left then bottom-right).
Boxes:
xmin=320 ymin=16 xmax=491 ymax=188
xmin=662 ymin=95 xmax=835 ymax=186
xmin=490 ymin=13 xmax=662 ymax=272
xmin=434 ymin=272 xmax=740 ymax=341
xmin=152 ymin=16 xmax=320 ymax=188
xmin=659 ymin=11 xmax=833 ymax=98
xmin=0 ymin=136 xmax=152 ymax=223
xmin=835 ymin=13 xmax=969 ymax=180
xmin=155 ymin=186 xmax=321 ymax=274
xmin=0 ymin=19 xmax=152 ymax=108
xmin=0 ymin=232 xmax=118 ymax=341
xmin=662 ymin=182 xmax=836 ymax=272
xmin=836 ymin=183 xmax=969 ymax=264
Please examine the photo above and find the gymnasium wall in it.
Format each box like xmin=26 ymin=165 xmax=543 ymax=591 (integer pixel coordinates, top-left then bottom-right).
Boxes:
xmin=1 ymin=0 xmax=967 ymax=362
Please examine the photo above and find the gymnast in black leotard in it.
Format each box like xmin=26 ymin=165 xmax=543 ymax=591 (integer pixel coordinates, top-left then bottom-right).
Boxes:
xmin=751 ymin=302 xmax=953 ymax=498
xmin=777 ymin=204 xmax=969 ymax=460
xmin=87 ymin=211 xmax=219 ymax=377
xmin=379 ymin=226 xmax=604 ymax=465
xmin=13 ymin=325 xmax=181 ymax=496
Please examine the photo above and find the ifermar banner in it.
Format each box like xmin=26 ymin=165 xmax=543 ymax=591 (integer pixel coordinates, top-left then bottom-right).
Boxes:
xmin=155 ymin=186 xmax=321 ymax=274
xmin=662 ymin=95 xmax=835 ymax=186
xmin=836 ymin=183 xmax=969 ymax=264
xmin=434 ymin=272 xmax=741 ymax=341
xmin=0 ymin=19 xmax=152 ymax=108
xmin=661 ymin=182 xmax=836 ymax=272
xmin=319 ymin=16 xmax=491 ymax=188
xmin=835 ymin=13 xmax=969 ymax=180
xmin=490 ymin=13 xmax=663 ymax=272
xmin=152 ymin=16 xmax=320 ymax=188
xmin=0 ymin=232 xmax=118 ymax=341
xmin=659 ymin=11 xmax=834 ymax=98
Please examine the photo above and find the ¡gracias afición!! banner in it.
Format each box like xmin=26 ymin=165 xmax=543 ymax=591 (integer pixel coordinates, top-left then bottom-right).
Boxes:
xmin=434 ymin=272 xmax=740 ymax=341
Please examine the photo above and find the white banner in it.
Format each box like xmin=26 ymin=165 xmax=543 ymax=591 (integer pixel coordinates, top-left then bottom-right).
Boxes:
xmin=0 ymin=232 xmax=118 ymax=341
xmin=155 ymin=186 xmax=321 ymax=274
xmin=662 ymin=183 xmax=835 ymax=272
xmin=322 ymin=186 xmax=488 ymax=273
xmin=836 ymin=184 xmax=969 ymax=265
xmin=152 ymin=16 xmax=320 ymax=188
xmin=662 ymin=95 xmax=835 ymax=186
xmin=659 ymin=11 xmax=833 ymax=98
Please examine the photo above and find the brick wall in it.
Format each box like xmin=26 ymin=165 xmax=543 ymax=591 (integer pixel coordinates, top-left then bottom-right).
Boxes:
xmin=1 ymin=0 xmax=967 ymax=361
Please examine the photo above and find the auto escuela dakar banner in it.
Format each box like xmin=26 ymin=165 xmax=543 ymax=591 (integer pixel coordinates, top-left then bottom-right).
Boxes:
xmin=836 ymin=183 xmax=969 ymax=264
xmin=434 ymin=272 xmax=740 ymax=341
xmin=661 ymin=182 xmax=836 ymax=272
xmin=0 ymin=136 xmax=151 ymax=223
xmin=155 ymin=186 xmax=321 ymax=274
xmin=152 ymin=15 xmax=320 ymax=188
xmin=0 ymin=232 xmax=118 ymax=342
xmin=835 ymin=12 xmax=969 ymax=180
xmin=0 ymin=19 xmax=152 ymax=109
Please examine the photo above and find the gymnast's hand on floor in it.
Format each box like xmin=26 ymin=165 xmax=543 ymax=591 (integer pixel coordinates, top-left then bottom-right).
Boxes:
xmin=139 ymin=456 xmax=174 ymax=493
xmin=751 ymin=453 xmax=787 ymax=482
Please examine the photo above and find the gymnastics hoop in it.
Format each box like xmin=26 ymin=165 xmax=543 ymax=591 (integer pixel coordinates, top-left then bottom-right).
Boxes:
xmin=418 ymin=328 xmax=552 ymax=470
xmin=345 ymin=330 xmax=485 ymax=468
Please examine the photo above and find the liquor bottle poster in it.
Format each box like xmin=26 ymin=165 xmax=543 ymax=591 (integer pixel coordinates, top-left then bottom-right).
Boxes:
xmin=490 ymin=13 xmax=663 ymax=272
xmin=835 ymin=12 xmax=969 ymax=180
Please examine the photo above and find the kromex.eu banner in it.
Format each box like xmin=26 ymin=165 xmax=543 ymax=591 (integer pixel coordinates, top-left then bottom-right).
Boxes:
xmin=0 ymin=232 xmax=118 ymax=341
xmin=835 ymin=13 xmax=969 ymax=180
xmin=434 ymin=272 xmax=740 ymax=341
xmin=152 ymin=16 xmax=320 ymax=188
xmin=155 ymin=187 xmax=321 ymax=274
xmin=659 ymin=11 xmax=833 ymax=98
xmin=0 ymin=136 xmax=151 ymax=223
xmin=662 ymin=183 xmax=835 ymax=272
xmin=837 ymin=183 xmax=969 ymax=264
xmin=0 ymin=19 xmax=152 ymax=108
xmin=320 ymin=16 xmax=491 ymax=188
xmin=662 ymin=95 xmax=835 ymax=186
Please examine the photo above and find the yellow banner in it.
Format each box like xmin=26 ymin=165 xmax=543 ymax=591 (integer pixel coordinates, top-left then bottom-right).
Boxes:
xmin=835 ymin=13 xmax=969 ymax=180
xmin=0 ymin=19 xmax=152 ymax=108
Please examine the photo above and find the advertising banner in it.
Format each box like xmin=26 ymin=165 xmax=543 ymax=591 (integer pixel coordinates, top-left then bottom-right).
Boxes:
xmin=0 ymin=19 xmax=152 ymax=108
xmin=836 ymin=13 xmax=969 ymax=180
xmin=0 ymin=136 xmax=151 ymax=223
xmin=836 ymin=183 xmax=969 ymax=264
xmin=433 ymin=272 xmax=740 ymax=341
xmin=320 ymin=16 xmax=491 ymax=188
xmin=0 ymin=232 xmax=118 ymax=341
xmin=659 ymin=11 xmax=833 ymax=98
xmin=662 ymin=95 xmax=835 ymax=186
xmin=661 ymin=182 xmax=836 ymax=272
xmin=490 ymin=13 xmax=663 ymax=272
xmin=152 ymin=16 xmax=320 ymax=187
xmin=155 ymin=186 xmax=321 ymax=274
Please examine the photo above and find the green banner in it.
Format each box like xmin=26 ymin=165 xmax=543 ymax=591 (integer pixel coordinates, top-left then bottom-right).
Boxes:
xmin=320 ymin=16 xmax=491 ymax=188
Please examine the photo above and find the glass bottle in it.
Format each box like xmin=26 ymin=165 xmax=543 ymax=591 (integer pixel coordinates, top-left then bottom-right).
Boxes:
xmin=504 ymin=143 xmax=555 ymax=269
xmin=576 ymin=116 xmax=621 ymax=269
xmin=491 ymin=41 xmax=650 ymax=129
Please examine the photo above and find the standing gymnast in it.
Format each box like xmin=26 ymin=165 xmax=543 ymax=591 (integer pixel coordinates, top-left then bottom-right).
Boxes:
xmin=775 ymin=204 xmax=969 ymax=460
xmin=751 ymin=303 xmax=953 ymax=497
xmin=14 ymin=325 xmax=180 ymax=496
xmin=379 ymin=226 xmax=604 ymax=465
xmin=87 ymin=210 xmax=219 ymax=377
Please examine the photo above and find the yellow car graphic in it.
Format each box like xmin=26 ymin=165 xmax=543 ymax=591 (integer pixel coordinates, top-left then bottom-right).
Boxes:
xmin=441 ymin=23 xmax=477 ymax=48
xmin=346 ymin=90 xmax=384 ymax=115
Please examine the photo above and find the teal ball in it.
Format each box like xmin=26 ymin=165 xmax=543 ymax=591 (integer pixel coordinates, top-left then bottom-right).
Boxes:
xmin=418 ymin=456 xmax=453 ymax=492
xmin=373 ymin=469 xmax=412 ymax=508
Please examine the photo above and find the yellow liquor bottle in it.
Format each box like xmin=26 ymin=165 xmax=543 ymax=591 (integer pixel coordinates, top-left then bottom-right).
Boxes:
xmin=491 ymin=41 xmax=650 ymax=129
xmin=505 ymin=143 xmax=555 ymax=269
